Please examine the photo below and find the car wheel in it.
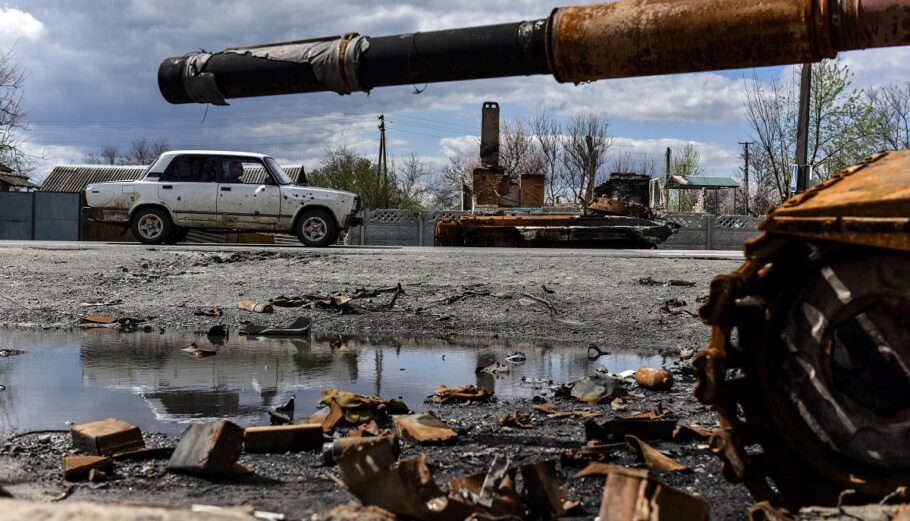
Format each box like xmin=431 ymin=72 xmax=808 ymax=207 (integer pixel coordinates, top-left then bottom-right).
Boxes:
xmin=295 ymin=209 xmax=338 ymax=247
xmin=164 ymin=227 xmax=189 ymax=244
xmin=132 ymin=207 xmax=173 ymax=245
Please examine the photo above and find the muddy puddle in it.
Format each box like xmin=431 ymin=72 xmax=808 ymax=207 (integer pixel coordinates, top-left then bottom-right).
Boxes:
xmin=0 ymin=328 xmax=663 ymax=434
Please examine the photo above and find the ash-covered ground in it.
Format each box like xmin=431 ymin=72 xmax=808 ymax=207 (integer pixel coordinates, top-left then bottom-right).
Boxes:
xmin=0 ymin=242 xmax=752 ymax=519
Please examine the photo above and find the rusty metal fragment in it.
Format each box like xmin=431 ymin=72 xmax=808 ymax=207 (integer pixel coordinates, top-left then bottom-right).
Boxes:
xmin=317 ymin=388 xmax=394 ymax=426
xmin=585 ymin=412 xmax=677 ymax=442
xmin=394 ymin=413 xmax=458 ymax=444
xmin=634 ymin=367 xmax=674 ymax=391
xmin=237 ymin=300 xmax=274 ymax=313
xmin=499 ymin=412 xmax=537 ymax=430
xmin=429 ymin=384 xmax=492 ymax=404
xmin=181 ymin=343 xmax=217 ymax=357
xmin=625 ymin=435 xmax=690 ymax=473
xmin=533 ymin=401 xmax=603 ymax=419
xmin=598 ymin=465 xmax=710 ymax=521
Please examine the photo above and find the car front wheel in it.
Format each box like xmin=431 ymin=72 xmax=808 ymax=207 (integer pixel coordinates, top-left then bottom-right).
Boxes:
xmin=295 ymin=209 xmax=338 ymax=247
xmin=132 ymin=207 xmax=174 ymax=245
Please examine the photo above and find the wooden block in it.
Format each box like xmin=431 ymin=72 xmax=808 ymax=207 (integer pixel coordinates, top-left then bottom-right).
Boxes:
xmin=71 ymin=418 xmax=144 ymax=455
xmin=63 ymin=455 xmax=112 ymax=481
xmin=167 ymin=421 xmax=244 ymax=478
xmin=243 ymin=423 xmax=323 ymax=453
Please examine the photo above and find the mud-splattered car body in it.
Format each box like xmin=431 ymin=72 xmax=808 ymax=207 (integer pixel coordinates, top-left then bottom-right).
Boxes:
xmin=84 ymin=150 xmax=360 ymax=246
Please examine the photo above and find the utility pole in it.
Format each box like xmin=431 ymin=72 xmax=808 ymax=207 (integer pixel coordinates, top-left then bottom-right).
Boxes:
xmin=664 ymin=147 xmax=671 ymax=211
xmin=377 ymin=113 xmax=388 ymax=205
xmin=795 ymin=63 xmax=812 ymax=193
xmin=739 ymin=141 xmax=752 ymax=215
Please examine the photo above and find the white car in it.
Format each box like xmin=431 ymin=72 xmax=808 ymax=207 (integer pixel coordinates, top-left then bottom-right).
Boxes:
xmin=84 ymin=150 xmax=360 ymax=246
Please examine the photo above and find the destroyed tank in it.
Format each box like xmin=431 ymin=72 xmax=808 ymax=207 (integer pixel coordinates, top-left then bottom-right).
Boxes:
xmin=159 ymin=0 xmax=910 ymax=509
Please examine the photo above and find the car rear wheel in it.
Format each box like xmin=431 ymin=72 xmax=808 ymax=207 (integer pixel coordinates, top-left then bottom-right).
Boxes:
xmin=295 ymin=209 xmax=338 ymax=247
xmin=132 ymin=207 xmax=174 ymax=245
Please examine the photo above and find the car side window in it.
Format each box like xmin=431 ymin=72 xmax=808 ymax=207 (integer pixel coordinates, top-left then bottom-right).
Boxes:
xmin=160 ymin=156 xmax=217 ymax=183
xmin=217 ymin=159 xmax=274 ymax=185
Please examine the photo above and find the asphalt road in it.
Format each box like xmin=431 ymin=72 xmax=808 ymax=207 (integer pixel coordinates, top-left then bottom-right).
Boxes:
xmin=0 ymin=240 xmax=743 ymax=348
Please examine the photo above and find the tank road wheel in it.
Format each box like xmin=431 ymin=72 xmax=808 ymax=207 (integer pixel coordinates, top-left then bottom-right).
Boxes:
xmin=695 ymin=238 xmax=910 ymax=509
xmin=131 ymin=207 xmax=174 ymax=245
xmin=295 ymin=209 xmax=338 ymax=247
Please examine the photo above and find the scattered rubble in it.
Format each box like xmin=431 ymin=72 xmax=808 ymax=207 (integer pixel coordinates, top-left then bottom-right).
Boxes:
xmin=335 ymin=436 xmax=579 ymax=521
xmin=194 ymin=307 xmax=223 ymax=317
xmin=638 ymin=277 xmax=697 ymax=287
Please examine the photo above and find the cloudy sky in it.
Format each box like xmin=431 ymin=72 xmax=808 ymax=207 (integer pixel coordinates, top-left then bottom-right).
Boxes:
xmin=4 ymin=1 xmax=910 ymax=182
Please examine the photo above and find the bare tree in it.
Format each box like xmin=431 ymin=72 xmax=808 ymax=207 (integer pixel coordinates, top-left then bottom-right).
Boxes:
xmin=0 ymin=48 xmax=35 ymax=176
xmin=392 ymin=153 xmax=431 ymax=211
xmin=863 ymin=82 xmax=910 ymax=151
xmin=530 ymin=111 xmax=564 ymax=204
xmin=560 ymin=113 xmax=612 ymax=205
xmin=85 ymin=138 xmax=170 ymax=165
xmin=127 ymin=138 xmax=170 ymax=165
xmin=429 ymin=154 xmax=478 ymax=210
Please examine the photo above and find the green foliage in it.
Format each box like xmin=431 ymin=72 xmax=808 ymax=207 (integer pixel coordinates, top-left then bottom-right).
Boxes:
xmin=308 ymin=146 xmax=428 ymax=211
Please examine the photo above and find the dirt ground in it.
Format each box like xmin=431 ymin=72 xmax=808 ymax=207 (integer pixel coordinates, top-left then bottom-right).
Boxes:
xmin=0 ymin=242 xmax=753 ymax=519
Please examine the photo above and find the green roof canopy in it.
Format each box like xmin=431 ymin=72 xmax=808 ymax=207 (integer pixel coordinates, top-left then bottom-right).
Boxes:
xmin=666 ymin=175 xmax=739 ymax=189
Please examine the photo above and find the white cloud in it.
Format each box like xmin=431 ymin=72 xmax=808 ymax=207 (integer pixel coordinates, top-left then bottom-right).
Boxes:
xmin=22 ymin=143 xmax=85 ymax=183
xmin=0 ymin=8 xmax=45 ymax=41
xmin=611 ymin=137 xmax=740 ymax=178
xmin=439 ymin=135 xmax=478 ymax=158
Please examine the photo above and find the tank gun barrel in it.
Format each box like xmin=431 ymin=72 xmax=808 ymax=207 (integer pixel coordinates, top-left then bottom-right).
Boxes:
xmin=159 ymin=0 xmax=910 ymax=105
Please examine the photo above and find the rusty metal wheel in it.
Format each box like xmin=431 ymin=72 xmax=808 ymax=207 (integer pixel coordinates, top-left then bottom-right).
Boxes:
xmin=695 ymin=235 xmax=910 ymax=509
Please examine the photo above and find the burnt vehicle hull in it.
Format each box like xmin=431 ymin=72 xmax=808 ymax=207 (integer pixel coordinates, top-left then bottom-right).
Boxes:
xmin=435 ymin=214 xmax=675 ymax=249
xmin=693 ymin=151 xmax=910 ymax=509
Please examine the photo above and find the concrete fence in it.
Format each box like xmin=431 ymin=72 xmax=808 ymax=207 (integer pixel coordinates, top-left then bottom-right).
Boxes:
xmin=0 ymin=196 xmax=761 ymax=250
xmin=350 ymin=209 xmax=761 ymax=250
xmin=349 ymin=210 xmax=467 ymax=246
xmin=660 ymin=213 xmax=762 ymax=250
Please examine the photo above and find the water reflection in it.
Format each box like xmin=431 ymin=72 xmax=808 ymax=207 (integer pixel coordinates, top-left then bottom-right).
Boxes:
xmin=0 ymin=329 xmax=662 ymax=434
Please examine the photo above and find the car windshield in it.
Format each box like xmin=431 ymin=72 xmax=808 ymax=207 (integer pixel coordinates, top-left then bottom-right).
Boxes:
xmin=265 ymin=157 xmax=293 ymax=185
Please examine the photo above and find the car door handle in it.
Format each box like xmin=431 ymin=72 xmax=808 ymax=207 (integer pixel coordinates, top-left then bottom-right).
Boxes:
xmin=221 ymin=187 xmax=231 ymax=192
xmin=162 ymin=185 xmax=173 ymax=190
